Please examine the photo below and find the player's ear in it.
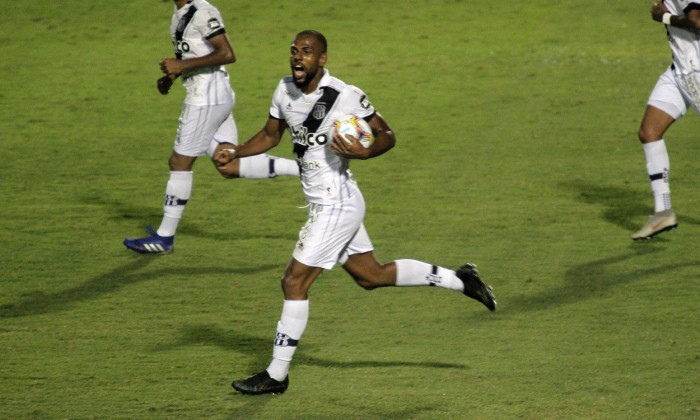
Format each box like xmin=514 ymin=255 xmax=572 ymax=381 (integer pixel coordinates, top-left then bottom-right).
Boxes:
xmin=319 ymin=52 xmax=327 ymax=67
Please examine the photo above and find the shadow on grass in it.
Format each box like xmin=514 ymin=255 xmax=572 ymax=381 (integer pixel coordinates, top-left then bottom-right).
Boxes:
xmin=562 ymin=179 xmax=650 ymax=232
xmin=0 ymin=258 xmax=156 ymax=318
xmin=155 ymin=325 xmax=453 ymax=418
xmin=156 ymin=324 xmax=466 ymax=370
xmin=97 ymin=192 xmax=295 ymax=242
xmin=506 ymin=244 xmax=698 ymax=313
xmin=230 ymin=399 xmax=437 ymax=420
xmin=0 ymin=259 xmax=278 ymax=319
xmin=496 ymin=179 xmax=698 ymax=312
xmin=561 ymin=179 xmax=700 ymax=232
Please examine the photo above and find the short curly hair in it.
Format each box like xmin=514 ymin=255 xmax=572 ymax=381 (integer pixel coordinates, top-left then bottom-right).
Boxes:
xmin=295 ymin=30 xmax=327 ymax=53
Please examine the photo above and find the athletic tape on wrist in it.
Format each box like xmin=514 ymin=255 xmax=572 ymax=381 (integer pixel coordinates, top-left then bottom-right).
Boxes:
xmin=662 ymin=12 xmax=672 ymax=25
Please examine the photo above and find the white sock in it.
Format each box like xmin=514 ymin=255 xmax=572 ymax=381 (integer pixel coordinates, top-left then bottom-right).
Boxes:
xmin=395 ymin=259 xmax=464 ymax=292
xmin=266 ymin=300 xmax=309 ymax=381
xmin=157 ymin=171 xmax=192 ymax=237
xmin=239 ymin=154 xmax=299 ymax=179
xmin=642 ymin=140 xmax=671 ymax=212
xmin=270 ymin=157 xmax=300 ymax=177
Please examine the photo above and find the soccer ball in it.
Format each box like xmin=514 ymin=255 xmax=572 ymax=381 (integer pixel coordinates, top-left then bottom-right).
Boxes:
xmin=329 ymin=115 xmax=375 ymax=149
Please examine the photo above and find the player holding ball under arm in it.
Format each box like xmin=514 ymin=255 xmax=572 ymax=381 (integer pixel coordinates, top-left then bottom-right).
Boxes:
xmin=215 ymin=30 xmax=496 ymax=396
xmin=123 ymin=0 xmax=299 ymax=254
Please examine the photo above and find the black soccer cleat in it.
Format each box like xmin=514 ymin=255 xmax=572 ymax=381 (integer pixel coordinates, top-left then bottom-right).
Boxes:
xmin=456 ymin=263 xmax=496 ymax=311
xmin=232 ymin=370 xmax=289 ymax=395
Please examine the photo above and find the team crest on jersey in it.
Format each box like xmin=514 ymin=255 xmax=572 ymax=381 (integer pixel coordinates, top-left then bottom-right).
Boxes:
xmin=208 ymin=18 xmax=221 ymax=30
xmin=312 ymin=103 xmax=326 ymax=120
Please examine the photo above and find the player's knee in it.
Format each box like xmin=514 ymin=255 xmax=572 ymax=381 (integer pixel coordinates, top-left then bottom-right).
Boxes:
xmin=355 ymin=277 xmax=379 ymax=290
xmin=348 ymin=273 xmax=381 ymax=290
xmin=280 ymin=274 xmax=308 ymax=298
xmin=215 ymin=165 xmax=240 ymax=179
xmin=637 ymin=127 xmax=649 ymax=143
xmin=213 ymin=158 xmax=241 ymax=179
xmin=345 ymin=260 xmax=393 ymax=290
xmin=638 ymin=126 xmax=660 ymax=144
xmin=169 ymin=153 xmax=196 ymax=171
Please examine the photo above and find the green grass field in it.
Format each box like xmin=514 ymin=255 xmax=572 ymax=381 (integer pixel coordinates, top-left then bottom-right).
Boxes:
xmin=2 ymin=0 xmax=699 ymax=418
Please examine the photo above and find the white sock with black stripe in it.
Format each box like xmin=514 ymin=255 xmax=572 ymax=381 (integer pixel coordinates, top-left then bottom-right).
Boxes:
xmin=643 ymin=140 xmax=671 ymax=213
xmin=394 ymin=259 xmax=464 ymax=291
xmin=157 ymin=171 xmax=192 ymax=237
xmin=239 ymin=154 xmax=300 ymax=178
xmin=266 ymin=300 xmax=309 ymax=381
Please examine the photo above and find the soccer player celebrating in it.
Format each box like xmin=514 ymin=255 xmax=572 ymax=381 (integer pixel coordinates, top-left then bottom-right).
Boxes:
xmin=632 ymin=0 xmax=700 ymax=240
xmin=123 ymin=0 xmax=299 ymax=254
xmin=215 ymin=30 xmax=496 ymax=395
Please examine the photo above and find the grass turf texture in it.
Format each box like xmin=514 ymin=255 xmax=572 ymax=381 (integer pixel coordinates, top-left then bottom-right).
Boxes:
xmin=2 ymin=0 xmax=699 ymax=418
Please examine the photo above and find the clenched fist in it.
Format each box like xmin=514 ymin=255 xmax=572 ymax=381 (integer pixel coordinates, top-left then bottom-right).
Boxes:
xmin=157 ymin=76 xmax=173 ymax=95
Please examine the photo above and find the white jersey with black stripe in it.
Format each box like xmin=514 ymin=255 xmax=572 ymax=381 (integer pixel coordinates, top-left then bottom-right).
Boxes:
xmin=664 ymin=0 xmax=700 ymax=75
xmin=170 ymin=0 xmax=233 ymax=106
xmin=269 ymin=69 xmax=376 ymax=205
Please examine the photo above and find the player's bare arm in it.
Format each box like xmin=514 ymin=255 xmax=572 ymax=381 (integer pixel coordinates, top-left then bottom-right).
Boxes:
xmin=160 ymin=33 xmax=236 ymax=77
xmin=652 ymin=2 xmax=700 ymax=29
xmin=331 ymin=113 xmax=395 ymax=160
xmin=214 ymin=117 xmax=288 ymax=166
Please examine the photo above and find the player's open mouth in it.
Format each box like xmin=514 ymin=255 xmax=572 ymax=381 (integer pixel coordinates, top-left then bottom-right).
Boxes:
xmin=292 ymin=65 xmax=304 ymax=79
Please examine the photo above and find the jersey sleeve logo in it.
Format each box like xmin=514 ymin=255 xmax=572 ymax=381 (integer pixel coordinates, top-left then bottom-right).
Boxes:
xmin=208 ymin=18 xmax=221 ymax=30
xmin=360 ymin=94 xmax=371 ymax=109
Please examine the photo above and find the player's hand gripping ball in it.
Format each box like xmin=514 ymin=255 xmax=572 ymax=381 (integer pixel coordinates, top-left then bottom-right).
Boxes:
xmin=329 ymin=115 xmax=375 ymax=148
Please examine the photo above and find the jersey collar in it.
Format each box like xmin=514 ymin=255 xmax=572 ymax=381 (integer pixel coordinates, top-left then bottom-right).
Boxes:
xmin=176 ymin=0 xmax=194 ymax=12
xmin=314 ymin=69 xmax=331 ymax=93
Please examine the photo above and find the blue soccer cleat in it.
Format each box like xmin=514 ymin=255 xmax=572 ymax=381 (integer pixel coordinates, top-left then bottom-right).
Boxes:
xmin=123 ymin=226 xmax=174 ymax=254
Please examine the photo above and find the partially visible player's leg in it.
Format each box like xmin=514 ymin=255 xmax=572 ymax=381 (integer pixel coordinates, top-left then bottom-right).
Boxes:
xmin=124 ymin=103 xmax=229 ymax=253
xmin=123 ymin=151 xmax=196 ymax=254
xmin=233 ymin=195 xmax=361 ymax=395
xmin=633 ymin=70 xmax=684 ymax=240
xmin=157 ymin=152 xmax=196 ymax=237
xmin=265 ymin=260 xmax=321 ymax=380
xmin=210 ymin=143 xmax=299 ymax=179
xmin=232 ymin=259 xmax=321 ymax=395
xmin=247 ymin=200 xmax=357 ymax=387
xmin=239 ymin=153 xmax=300 ymax=178
xmin=638 ymin=105 xmax=675 ymax=213
xmin=341 ymin=250 xmax=495 ymax=310
xmin=343 ymin=252 xmax=459 ymax=291
xmin=208 ymin=114 xmax=299 ymax=179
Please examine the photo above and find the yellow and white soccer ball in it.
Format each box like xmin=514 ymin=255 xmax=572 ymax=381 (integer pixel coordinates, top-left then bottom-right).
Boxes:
xmin=329 ymin=115 xmax=375 ymax=148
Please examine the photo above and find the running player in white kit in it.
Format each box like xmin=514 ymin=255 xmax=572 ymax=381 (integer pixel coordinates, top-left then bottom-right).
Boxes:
xmin=123 ymin=0 xmax=299 ymax=254
xmin=215 ymin=30 xmax=497 ymax=395
xmin=633 ymin=0 xmax=700 ymax=240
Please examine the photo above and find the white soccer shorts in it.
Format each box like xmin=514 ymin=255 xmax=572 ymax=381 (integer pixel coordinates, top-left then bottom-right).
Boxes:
xmin=173 ymin=102 xmax=238 ymax=157
xmin=647 ymin=66 xmax=700 ymax=119
xmin=293 ymin=186 xmax=374 ymax=270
